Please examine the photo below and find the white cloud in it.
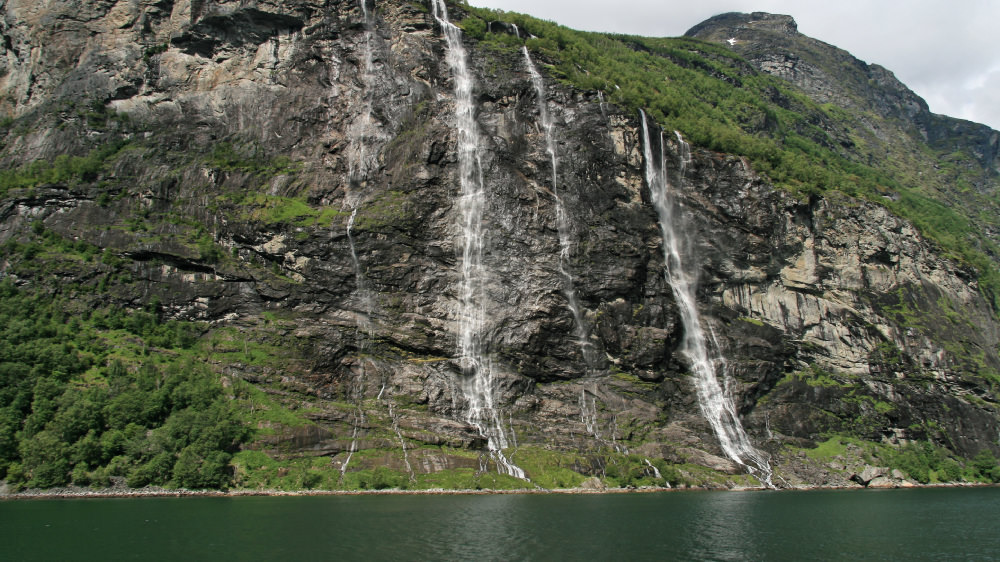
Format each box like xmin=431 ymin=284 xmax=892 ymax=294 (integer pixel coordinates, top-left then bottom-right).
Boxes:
xmin=470 ymin=0 xmax=1000 ymax=130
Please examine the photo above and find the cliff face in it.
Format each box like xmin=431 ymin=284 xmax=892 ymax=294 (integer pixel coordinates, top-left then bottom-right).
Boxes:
xmin=1 ymin=1 xmax=998 ymax=488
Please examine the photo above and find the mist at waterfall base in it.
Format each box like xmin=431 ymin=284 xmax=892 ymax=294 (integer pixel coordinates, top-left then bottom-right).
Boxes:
xmin=4 ymin=488 xmax=999 ymax=560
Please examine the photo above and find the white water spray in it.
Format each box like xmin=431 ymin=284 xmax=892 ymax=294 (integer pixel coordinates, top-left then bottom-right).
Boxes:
xmin=523 ymin=47 xmax=596 ymax=369
xmin=644 ymin=458 xmax=662 ymax=480
xmin=348 ymin=0 xmax=378 ymax=185
xmin=580 ymin=388 xmax=600 ymax=438
xmin=639 ymin=110 xmax=773 ymax=487
xmin=431 ymin=0 xmax=525 ymax=480
xmin=347 ymin=208 xmax=375 ymax=338
xmin=387 ymin=401 xmax=416 ymax=482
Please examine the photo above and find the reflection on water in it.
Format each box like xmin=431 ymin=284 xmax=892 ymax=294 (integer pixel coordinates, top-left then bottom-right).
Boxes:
xmin=2 ymin=488 xmax=999 ymax=560
xmin=684 ymin=491 xmax=759 ymax=560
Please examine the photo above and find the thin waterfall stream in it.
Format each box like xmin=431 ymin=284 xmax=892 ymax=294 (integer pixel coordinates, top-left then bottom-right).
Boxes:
xmin=346 ymin=207 xmax=374 ymax=337
xmin=341 ymin=0 xmax=378 ymax=478
xmin=640 ymin=110 xmax=773 ymax=487
xmin=348 ymin=0 xmax=377 ymax=186
xmin=431 ymin=0 xmax=525 ymax=479
xmin=522 ymin=47 xmax=595 ymax=369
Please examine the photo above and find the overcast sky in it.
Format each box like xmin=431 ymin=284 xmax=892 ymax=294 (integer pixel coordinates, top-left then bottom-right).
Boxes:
xmin=471 ymin=0 xmax=1000 ymax=131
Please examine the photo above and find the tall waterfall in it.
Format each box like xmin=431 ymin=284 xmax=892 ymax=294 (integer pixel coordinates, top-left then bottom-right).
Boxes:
xmin=431 ymin=0 xmax=525 ymax=479
xmin=522 ymin=47 xmax=596 ymax=369
xmin=640 ymin=111 xmax=773 ymax=487
xmin=339 ymin=1 xmax=380 ymax=479
xmin=348 ymin=0 xmax=377 ymax=185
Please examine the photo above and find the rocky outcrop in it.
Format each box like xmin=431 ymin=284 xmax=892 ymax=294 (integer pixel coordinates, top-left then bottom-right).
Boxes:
xmin=1 ymin=1 xmax=998 ymax=487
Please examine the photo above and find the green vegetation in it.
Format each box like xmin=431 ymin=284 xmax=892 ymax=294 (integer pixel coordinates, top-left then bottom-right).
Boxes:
xmin=0 ymin=140 xmax=129 ymax=196
xmin=802 ymin=436 xmax=850 ymax=461
xmin=799 ymin=436 xmax=1000 ymax=484
xmin=787 ymin=365 xmax=854 ymax=389
xmin=887 ymin=441 xmax=962 ymax=484
xmin=239 ymin=194 xmax=344 ymax=227
xmin=229 ymin=443 xmax=690 ymax=492
xmin=0 ymin=279 xmax=247 ymax=490
xmin=142 ymin=43 xmax=168 ymax=64
xmin=460 ymin=3 xmax=1000 ymax=309
xmin=204 ymin=142 xmax=298 ymax=177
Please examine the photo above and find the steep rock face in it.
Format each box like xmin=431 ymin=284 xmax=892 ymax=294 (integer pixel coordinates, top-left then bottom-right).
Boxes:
xmin=1 ymin=1 xmax=998 ymax=485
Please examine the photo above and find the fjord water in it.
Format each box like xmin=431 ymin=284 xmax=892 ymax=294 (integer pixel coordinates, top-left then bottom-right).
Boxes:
xmin=4 ymin=488 xmax=999 ymax=560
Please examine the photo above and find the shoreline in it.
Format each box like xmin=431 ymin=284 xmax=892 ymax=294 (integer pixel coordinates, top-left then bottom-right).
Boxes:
xmin=2 ymin=481 xmax=994 ymax=501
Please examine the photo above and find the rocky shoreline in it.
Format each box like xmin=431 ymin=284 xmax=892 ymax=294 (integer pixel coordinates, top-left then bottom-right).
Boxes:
xmin=2 ymin=480 xmax=993 ymax=501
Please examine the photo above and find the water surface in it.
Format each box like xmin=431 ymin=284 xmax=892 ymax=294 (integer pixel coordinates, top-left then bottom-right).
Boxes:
xmin=2 ymin=487 xmax=998 ymax=560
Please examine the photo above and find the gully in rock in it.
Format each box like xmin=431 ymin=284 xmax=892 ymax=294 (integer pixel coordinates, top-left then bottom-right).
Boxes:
xmin=431 ymin=0 xmax=525 ymax=479
xmin=640 ymin=110 xmax=774 ymax=487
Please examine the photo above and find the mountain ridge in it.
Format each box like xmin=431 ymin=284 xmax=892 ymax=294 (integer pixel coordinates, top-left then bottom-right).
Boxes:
xmin=686 ymin=11 xmax=999 ymax=172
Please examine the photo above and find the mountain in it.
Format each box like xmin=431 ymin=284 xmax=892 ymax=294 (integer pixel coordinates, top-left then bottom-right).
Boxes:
xmin=0 ymin=0 xmax=997 ymax=491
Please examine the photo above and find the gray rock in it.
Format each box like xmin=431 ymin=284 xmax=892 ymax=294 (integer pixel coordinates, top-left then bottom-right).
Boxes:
xmin=580 ymin=477 xmax=607 ymax=491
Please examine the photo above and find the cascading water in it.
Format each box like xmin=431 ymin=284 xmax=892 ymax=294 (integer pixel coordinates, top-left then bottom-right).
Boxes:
xmin=580 ymin=388 xmax=600 ymax=437
xmin=522 ymin=47 xmax=596 ymax=369
xmin=640 ymin=110 xmax=773 ymax=487
xmin=341 ymin=0 xmax=378 ymax=479
xmin=348 ymin=0 xmax=378 ymax=186
xmin=344 ymin=0 xmax=378 ymax=328
xmin=431 ymin=0 xmax=525 ymax=479
xmin=387 ymin=401 xmax=416 ymax=482
xmin=347 ymin=208 xmax=375 ymax=337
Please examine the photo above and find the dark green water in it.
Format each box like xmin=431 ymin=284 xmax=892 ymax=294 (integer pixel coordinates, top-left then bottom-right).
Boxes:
xmin=2 ymin=487 xmax=998 ymax=561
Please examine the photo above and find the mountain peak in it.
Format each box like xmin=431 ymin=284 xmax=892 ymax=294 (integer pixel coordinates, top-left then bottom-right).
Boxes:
xmin=684 ymin=12 xmax=798 ymax=38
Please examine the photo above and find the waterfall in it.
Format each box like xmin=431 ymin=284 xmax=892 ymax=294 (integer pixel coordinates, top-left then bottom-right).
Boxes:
xmin=580 ymin=388 xmax=600 ymax=438
xmin=431 ymin=0 xmax=525 ymax=480
xmin=348 ymin=0 xmax=377 ymax=185
xmin=388 ymin=401 xmax=416 ymax=482
xmin=523 ymin=47 xmax=596 ymax=369
xmin=640 ymin=111 xmax=773 ymax=487
xmin=344 ymin=0 xmax=377 ymax=473
xmin=340 ymin=409 xmax=362 ymax=476
xmin=343 ymin=0 xmax=377 ymax=336
xmin=347 ymin=208 xmax=375 ymax=337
